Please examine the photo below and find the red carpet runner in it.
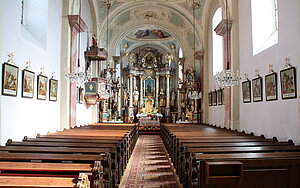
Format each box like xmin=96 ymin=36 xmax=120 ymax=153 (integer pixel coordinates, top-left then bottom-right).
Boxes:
xmin=120 ymin=135 xmax=181 ymax=188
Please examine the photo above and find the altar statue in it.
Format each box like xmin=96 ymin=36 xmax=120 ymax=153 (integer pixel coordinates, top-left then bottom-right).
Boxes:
xmin=170 ymin=90 xmax=176 ymax=106
xmin=159 ymin=89 xmax=165 ymax=107
xmin=123 ymin=88 xmax=129 ymax=106
xmin=133 ymin=87 xmax=139 ymax=106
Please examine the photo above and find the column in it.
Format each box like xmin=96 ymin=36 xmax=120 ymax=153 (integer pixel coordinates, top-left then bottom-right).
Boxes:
xmin=165 ymin=74 xmax=171 ymax=122
xmin=67 ymin=15 xmax=87 ymax=128
xmin=128 ymin=74 xmax=134 ymax=123
xmin=139 ymin=76 xmax=144 ymax=107
xmin=155 ymin=76 xmax=159 ymax=107
xmin=118 ymin=85 xmax=122 ymax=120
xmin=215 ymin=19 xmax=233 ymax=128
xmin=195 ymin=50 xmax=204 ymax=123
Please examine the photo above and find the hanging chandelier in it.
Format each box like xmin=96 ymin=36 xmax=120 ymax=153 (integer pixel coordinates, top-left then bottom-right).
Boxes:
xmin=214 ymin=0 xmax=241 ymax=87
xmin=65 ymin=1 xmax=91 ymax=87
xmin=188 ymin=90 xmax=202 ymax=100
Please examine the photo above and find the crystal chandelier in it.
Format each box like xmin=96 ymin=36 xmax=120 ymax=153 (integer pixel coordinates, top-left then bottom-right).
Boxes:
xmin=65 ymin=1 xmax=91 ymax=87
xmin=64 ymin=66 xmax=91 ymax=87
xmin=214 ymin=0 xmax=241 ymax=88
xmin=188 ymin=90 xmax=202 ymax=100
xmin=215 ymin=70 xmax=241 ymax=87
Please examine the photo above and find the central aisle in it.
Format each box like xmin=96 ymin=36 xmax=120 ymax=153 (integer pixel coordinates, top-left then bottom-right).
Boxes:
xmin=120 ymin=135 xmax=181 ymax=188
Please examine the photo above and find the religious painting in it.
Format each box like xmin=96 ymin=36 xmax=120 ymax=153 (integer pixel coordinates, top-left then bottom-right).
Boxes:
xmin=212 ymin=90 xmax=217 ymax=106
xmin=2 ymin=63 xmax=19 ymax=96
xmin=217 ymin=89 xmax=222 ymax=105
xmin=77 ymin=87 xmax=84 ymax=104
xmin=37 ymin=75 xmax=48 ymax=100
xmin=143 ymin=53 xmax=155 ymax=67
xmin=49 ymin=79 xmax=58 ymax=101
xmin=280 ymin=67 xmax=297 ymax=99
xmin=85 ymin=81 xmax=97 ymax=95
xmin=144 ymin=77 xmax=155 ymax=97
xmin=252 ymin=77 xmax=263 ymax=102
xmin=208 ymin=92 xmax=212 ymax=106
xmin=265 ymin=72 xmax=278 ymax=101
xmin=134 ymin=29 xmax=170 ymax=39
xmin=22 ymin=69 xmax=34 ymax=98
xmin=242 ymin=80 xmax=251 ymax=103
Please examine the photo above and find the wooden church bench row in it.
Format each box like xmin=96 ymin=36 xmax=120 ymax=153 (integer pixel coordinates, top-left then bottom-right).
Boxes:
xmin=0 ymin=173 xmax=90 ymax=188
xmin=0 ymin=123 xmax=138 ymax=188
xmin=0 ymin=161 xmax=102 ymax=188
xmin=160 ymin=123 xmax=300 ymax=188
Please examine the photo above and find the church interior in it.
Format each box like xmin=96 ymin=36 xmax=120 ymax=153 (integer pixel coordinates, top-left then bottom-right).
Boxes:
xmin=0 ymin=0 xmax=300 ymax=187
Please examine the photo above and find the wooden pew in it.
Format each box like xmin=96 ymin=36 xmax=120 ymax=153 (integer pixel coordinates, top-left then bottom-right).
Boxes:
xmin=0 ymin=151 xmax=111 ymax=187
xmin=0 ymin=161 xmax=102 ymax=187
xmin=0 ymin=173 xmax=90 ymax=188
xmin=194 ymin=152 xmax=300 ymax=188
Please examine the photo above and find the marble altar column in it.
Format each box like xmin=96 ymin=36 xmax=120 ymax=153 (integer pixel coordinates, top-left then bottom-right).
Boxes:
xmin=129 ymin=74 xmax=134 ymax=122
xmin=139 ymin=76 xmax=144 ymax=107
xmin=118 ymin=87 xmax=122 ymax=120
xmin=155 ymin=76 xmax=159 ymax=107
xmin=166 ymin=74 xmax=171 ymax=122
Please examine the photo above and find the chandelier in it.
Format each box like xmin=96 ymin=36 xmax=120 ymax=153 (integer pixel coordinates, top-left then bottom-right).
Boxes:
xmin=214 ymin=0 xmax=241 ymax=87
xmin=215 ymin=70 xmax=241 ymax=87
xmin=65 ymin=1 xmax=91 ymax=87
xmin=188 ymin=90 xmax=202 ymax=100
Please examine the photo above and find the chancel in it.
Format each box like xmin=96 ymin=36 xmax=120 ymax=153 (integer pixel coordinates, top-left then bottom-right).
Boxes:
xmin=0 ymin=0 xmax=300 ymax=187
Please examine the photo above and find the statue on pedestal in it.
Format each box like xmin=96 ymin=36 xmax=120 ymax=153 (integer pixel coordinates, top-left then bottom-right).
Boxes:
xmin=170 ymin=89 xmax=177 ymax=106
xmin=159 ymin=89 xmax=165 ymax=107
xmin=123 ymin=88 xmax=129 ymax=106
xmin=133 ymin=87 xmax=139 ymax=106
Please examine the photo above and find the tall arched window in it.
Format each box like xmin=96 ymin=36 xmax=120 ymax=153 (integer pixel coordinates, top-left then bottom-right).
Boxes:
xmin=212 ymin=8 xmax=223 ymax=75
xmin=21 ymin=0 xmax=48 ymax=48
xmin=178 ymin=48 xmax=183 ymax=80
xmin=251 ymin=0 xmax=278 ymax=55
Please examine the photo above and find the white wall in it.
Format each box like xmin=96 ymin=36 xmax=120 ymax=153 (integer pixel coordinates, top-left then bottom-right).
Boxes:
xmin=76 ymin=0 xmax=94 ymax=126
xmin=207 ymin=0 xmax=225 ymax=126
xmin=0 ymin=0 xmax=63 ymax=145
xmin=239 ymin=0 xmax=300 ymax=144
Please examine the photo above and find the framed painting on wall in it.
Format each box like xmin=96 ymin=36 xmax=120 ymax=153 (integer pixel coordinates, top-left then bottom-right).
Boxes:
xmin=242 ymin=80 xmax=251 ymax=103
xmin=252 ymin=77 xmax=263 ymax=102
xmin=265 ymin=72 xmax=278 ymax=101
xmin=212 ymin=90 xmax=217 ymax=106
xmin=280 ymin=67 xmax=297 ymax=99
xmin=49 ymin=78 xmax=58 ymax=101
xmin=217 ymin=89 xmax=222 ymax=105
xmin=2 ymin=63 xmax=19 ymax=96
xmin=22 ymin=69 xmax=35 ymax=98
xmin=208 ymin=92 xmax=212 ymax=106
xmin=37 ymin=75 xmax=48 ymax=100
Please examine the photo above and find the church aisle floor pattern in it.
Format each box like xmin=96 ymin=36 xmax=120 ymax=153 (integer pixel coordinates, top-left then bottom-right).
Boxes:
xmin=120 ymin=135 xmax=182 ymax=188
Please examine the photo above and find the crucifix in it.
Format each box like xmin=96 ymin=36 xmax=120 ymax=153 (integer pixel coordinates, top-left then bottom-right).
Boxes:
xmin=284 ymin=57 xmax=291 ymax=68
xmin=255 ymin=69 xmax=260 ymax=77
xmin=268 ymin=64 xmax=273 ymax=73
xmin=7 ymin=53 xmax=15 ymax=64
xmin=40 ymin=66 xmax=45 ymax=75
xmin=26 ymin=60 xmax=32 ymax=70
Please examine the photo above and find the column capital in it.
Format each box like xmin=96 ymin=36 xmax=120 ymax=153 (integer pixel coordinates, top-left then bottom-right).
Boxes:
xmin=68 ymin=15 xmax=87 ymax=33
xmin=129 ymin=74 xmax=134 ymax=78
xmin=155 ymin=75 xmax=160 ymax=79
xmin=214 ymin=19 xmax=233 ymax=37
xmin=166 ymin=74 xmax=171 ymax=78
xmin=139 ymin=75 xmax=143 ymax=79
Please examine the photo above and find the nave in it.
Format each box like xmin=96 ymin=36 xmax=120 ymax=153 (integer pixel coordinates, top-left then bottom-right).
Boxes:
xmin=0 ymin=122 xmax=300 ymax=187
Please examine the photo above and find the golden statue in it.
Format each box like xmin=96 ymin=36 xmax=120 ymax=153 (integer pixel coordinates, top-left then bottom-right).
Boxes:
xmin=139 ymin=99 xmax=158 ymax=114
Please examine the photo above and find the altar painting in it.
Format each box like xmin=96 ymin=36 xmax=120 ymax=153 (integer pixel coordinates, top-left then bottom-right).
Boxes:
xmin=144 ymin=77 xmax=155 ymax=97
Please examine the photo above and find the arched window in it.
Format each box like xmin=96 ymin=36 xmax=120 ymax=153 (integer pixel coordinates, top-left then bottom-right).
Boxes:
xmin=21 ymin=0 xmax=48 ymax=48
xmin=212 ymin=8 xmax=223 ymax=75
xmin=178 ymin=48 xmax=183 ymax=80
xmin=251 ymin=0 xmax=278 ymax=55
